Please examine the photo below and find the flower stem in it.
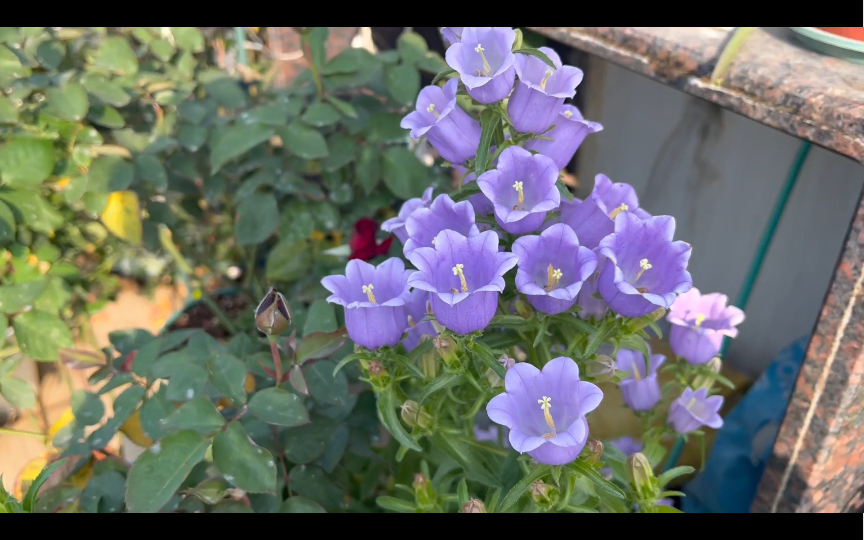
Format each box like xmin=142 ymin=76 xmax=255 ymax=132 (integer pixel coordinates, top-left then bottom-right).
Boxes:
xmin=199 ymin=291 xmax=239 ymax=335
xmin=269 ymin=338 xmax=283 ymax=388
xmin=0 ymin=427 xmax=44 ymax=439
xmin=300 ymin=34 xmax=324 ymax=100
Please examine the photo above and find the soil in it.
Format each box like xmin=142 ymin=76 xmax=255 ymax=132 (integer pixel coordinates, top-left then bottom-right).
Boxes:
xmin=165 ymin=293 xmax=251 ymax=339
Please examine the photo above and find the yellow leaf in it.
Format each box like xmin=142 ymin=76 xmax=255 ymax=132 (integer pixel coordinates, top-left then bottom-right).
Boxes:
xmin=69 ymin=458 xmax=94 ymax=489
xmin=101 ymin=191 xmax=142 ymax=245
xmin=13 ymin=453 xmax=52 ymax=500
xmin=54 ymin=176 xmax=71 ymax=189
xmin=244 ymin=372 xmax=256 ymax=394
xmin=119 ymin=409 xmax=152 ymax=447
xmin=90 ymin=145 xmax=132 ymax=158
xmin=48 ymin=407 xmax=75 ymax=442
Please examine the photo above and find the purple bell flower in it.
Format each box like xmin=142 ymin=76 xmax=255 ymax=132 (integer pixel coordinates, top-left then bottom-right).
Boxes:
xmin=575 ymin=266 xmax=608 ymax=321
xmin=404 ymin=193 xmax=479 ymax=256
xmin=524 ymin=105 xmax=603 ymax=171
xmin=442 ymin=27 xmax=463 ymax=47
xmin=477 ymin=146 xmax=560 ymax=235
xmin=511 ymin=223 xmax=597 ymax=315
xmin=445 ymin=27 xmax=517 ymax=104
xmin=321 ymin=258 xmax=413 ymax=350
xmin=507 ymin=47 xmax=583 ymax=134
xmin=454 ymin=145 xmax=498 ymax=217
xmin=667 ymin=288 xmax=746 ymax=365
xmin=381 ymin=187 xmax=434 ymax=244
xmin=407 ymin=230 xmax=517 ymax=335
xmin=401 ymin=78 xmax=481 ymax=165
xmin=486 ymin=356 xmax=603 ymax=466
xmin=401 ymin=288 xmax=437 ymax=353
xmin=560 ymin=174 xmax=651 ymax=251
xmin=598 ymin=213 xmax=692 ymax=318
xmin=609 ymin=436 xmax=643 ymax=456
xmin=667 ymin=387 xmax=724 ymax=435
xmin=615 ymin=348 xmax=665 ymax=412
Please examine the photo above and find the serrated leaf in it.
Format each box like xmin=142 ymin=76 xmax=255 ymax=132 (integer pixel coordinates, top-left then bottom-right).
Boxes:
xmin=280 ymin=121 xmax=328 ymax=159
xmin=213 ymin=422 xmax=277 ymax=493
xmin=209 ymin=353 xmax=247 ymax=405
xmin=45 ymin=84 xmax=88 ymax=121
xmin=0 ymin=138 xmax=55 ymax=186
xmin=303 ymin=360 xmax=347 ymax=407
xmin=0 ymin=376 xmax=35 ymax=409
xmin=125 ymin=430 xmax=209 ymax=513
xmin=162 ymin=396 xmax=225 ymax=435
xmin=355 ymin=146 xmax=380 ymax=195
xmin=384 ymin=63 xmax=420 ymax=106
xmin=209 ymin=123 xmax=273 ymax=174
xmin=247 ymin=387 xmax=308 ymax=427
xmin=279 ymin=496 xmax=326 ymax=513
xmin=301 ymin=103 xmax=340 ymax=127
xmin=93 ymin=36 xmax=139 ymax=75
xmin=13 ymin=309 xmax=73 ymax=361
xmin=382 ymin=146 xmax=427 ymax=199
xmin=296 ymin=328 xmax=348 ymax=364
xmin=235 ymin=192 xmax=278 ymax=246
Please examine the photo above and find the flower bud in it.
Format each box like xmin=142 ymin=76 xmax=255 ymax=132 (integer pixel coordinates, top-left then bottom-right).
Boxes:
xmin=628 ymin=307 xmax=666 ymax=332
xmin=530 ymin=480 xmax=553 ymax=503
xmin=692 ymin=357 xmax=722 ymax=390
xmin=400 ymin=400 xmax=433 ymax=430
xmin=413 ymin=473 xmax=436 ymax=507
xmin=627 ymin=452 xmax=655 ymax=498
xmin=434 ymin=335 xmax=458 ymax=367
xmin=585 ymin=439 xmax=604 ymax=464
xmin=514 ymin=299 xmax=533 ymax=319
xmin=485 ymin=354 xmax=516 ymax=387
xmin=255 ymin=288 xmax=292 ymax=336
xmin=461 ymin=499 xmax=487 ymax=513
xmin=585 ymin=354 xmax=616 ymax=382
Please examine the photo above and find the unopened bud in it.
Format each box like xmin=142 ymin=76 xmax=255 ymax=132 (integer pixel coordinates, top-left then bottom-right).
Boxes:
xmin=418 ymin=340 xmax=439 ymax=379
xmin=413 ymin=473 xmax=428 ymax=490
xmin=692 ymin=357 xmax=722 ymax=390
xmin=368 ymin=361 xmax=386 ymax=379
xmin=627 ymin=452 xmax=655 ymax=498
xmin=255 ymin=288 xmax=292 ymax=336
xmin=585 ymin=354 xmax=616 ymax=382
xmin=413 ymin=472 xmax=436 ymax=507
xmin=628 ymin=307 xmax=666 ymax=332
xmin=514 ymin=299 xmax=533 ymax=319
xmin=585 ymin=439 xmax=604 ymax=464
xmin=530 ymin=480 xmax=552 ymax=503
xmin=433 ymin=335 xmax=458 ymax=366
xmin=485 ymin=354 xmax=516 ymax=387
xmin=461 ymin=498 xmax=487 ymax=513
xmin=400 ymin=400 xmax=433 ymax=429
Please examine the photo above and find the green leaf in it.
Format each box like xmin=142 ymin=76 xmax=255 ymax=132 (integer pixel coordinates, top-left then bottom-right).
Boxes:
xmin=376 ymin=390 xmax=421 ymax=452
xmin=499 ymin=465 xmax=551 ymax=512
xmin=655 ymin=465 xmax=695 ymax=489
xmin=209 ymin=123 xmax=274 ymax=173
xmin=366 ymin=113 xmax=406 ymax=143
xmin=323 ymin=95 xmax=357 ymax=119
xmin=209 ymin=353 xmax=247 ymax=406
xmin=79 ymin=470 xmax=126 ymax=513
xmin=384 ymin=63 xmax=420 ymax=106
xmin=382 ymin=146 xmax=427 ymax=199
xmin=279 ymin=496 xmax=326 ymax=513
xmin=178 ymin=124 xmax=207 ymax=152
xmin=397 ymin=31 xmax=428 ymax=64
xmin=235 ymin=192 xmax=278 ymax=246
xmin=321 ymin=134 xmax=356 ymax=172
xmin=355 ymin=146 xmax=380 ymax=195
xmin=429 ymin=433 xmax=501 ymax=488
xmin=45 ymin=83 xmax=89 ymax=121
xmin=301 ymin=103 xmax=340 ymax=127
xmin=87 ymin=105 xmax=124 ymax=128
xmin=281 ymin=417 xmax=339 ymax=464
xmin=280 ymin=121 xmax=328 ymax=159
xmin=514 ymin=47 xmax=556 ymax=69
xmin=475 ymin=109 xmax=501 ymax=176
xmin=431 ymin=68 xmax=458 ymax=86
xmin=0 ymin=138 xmax=55 ymax=186
xmin=109 ymin=328 xmax=154 ymax=356
xmin=125 ymin=430 xmax=209 ymax=513
xmin=247 ymin=387 xmax=309 ymax=427
xmin=87 ymin=155 xmax=134 ymax=192
xmin=471 ymin=342 xmax=506 ymax=380
xmin=0 ymin=96 xmax=19 ymax=124
xmin=22 ymin=458 xmax=68 ymax=513
xmin=287 ymin=464 xmax=344 ymax=511
xmin=302 ymin=300 xmax=337 ymax=335
xmin=81 ymin=74 xmax=131 ymax=107
xmin=93 ymin=36 xmax=139 ymax=75
xmin=164 ymin=362 xmax=208 ymax=402
xmin=265 ymin=240 xmax=312 ymax=282
xmin=303 ymin=360 xmax=348 ymax=407
xmin=0 ymin=46 xmax=30 ymax=79
xmin=172 ymin=27 xmax=204 ymax=52
xmin=418 ymin=373 xmax=463 ymax=408
xmin=134 ymin=154 xmax=168 ymax=190
xmin=139 ymin=389 xmax=173 ymax=441
xmin=13 ymin=309 xmax=73 ymax=361
xmin=296 ymin=328 xmax=348 ymax=364
xmin=240 ymin=104 xmax=289 ymax=126
xmin=585 ymin=320 xmax=615 ymax=358
xmin=322 ymin=47 xmax=379 ymax=75
xmin=0 ymin=281 xmax=48 ymax=314
xmin=213 ymin=422 xmax=277 ymax=493
xmin=162 ymin=396 xmax=225 ymax=435
xmin=570 ymin=459 xmax=626 ymax=499
xmin=149 ymin=38 xmax=174 ymax=61
xmin=71 ymin=390 xmax=105 ymax=426
xmin=205 ymin=78 xmax=246 ymax=109
xmin=0 ymin=376 xmax=35 ymax=409
xmin=376 ymin=496 xmax=416 ymax=513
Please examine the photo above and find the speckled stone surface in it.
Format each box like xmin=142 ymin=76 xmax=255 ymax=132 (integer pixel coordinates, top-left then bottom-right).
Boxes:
xmin=530 ymin=26 xmax=864 ymax=512
xmin=529 ymin=27 xmax=864 ymax=164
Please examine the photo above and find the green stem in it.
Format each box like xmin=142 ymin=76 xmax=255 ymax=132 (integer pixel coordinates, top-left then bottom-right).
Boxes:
xmin=243 ymin=244 xmax=257 ymax=293
xmin=269 ymin=338 xmax=283 ymax=388
xmin=0 ymin=427 xmax=44 ymax=439
xmin=300 ymin=33 xmax=324 ymax=100
xmin=0 ymin=347 xmax=20 ymax=360
xmin=199 ymin=291 xmax=239 ymax=335
xmin=710 ymin=27 xmax=756 ymax=86
xmin=234 ymin=27 xmax=248 ymax=66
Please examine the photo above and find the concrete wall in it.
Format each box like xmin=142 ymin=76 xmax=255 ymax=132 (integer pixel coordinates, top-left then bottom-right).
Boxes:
xmin=572 ymin=55 xmax=864 ymax=378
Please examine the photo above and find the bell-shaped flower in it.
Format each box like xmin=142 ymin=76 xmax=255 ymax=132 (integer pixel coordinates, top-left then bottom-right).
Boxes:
xmin=598 ymin=213 xmax=692 ymax=318
xmin=477 ymin=146 xmax=560 ymax=235
xmin=321 ymin=258 xmax=412 ymax=350
xmin=575 ymin=267 xmax=608 ymax=321
xmin=486 ymin=356 xmax=603 ymax=465
xmin=401 ymin=78 xmax=481 ymax=165
xmin=615 ymin=348 xmax=665 ymax=412
xmin=667 ymin=387 xmax=724 ymax=435
xmin=407 ymin=230 xmax=517 ymax=335
xmin=445 ymin=27 xmax=517 ymax=104
xmin=511 ymin=223 xmax=597 ymax=315
xmin=507 ymin=48 xmax=583 ymax=134
xmin=381 ymin=187 xmax=434 ymax=244
xmin=442 ymin=27 xmax=463 ymax=46
xmin=404 ymin=194 xmax=479 ymax=256
xmin=401 ymin=288 xmax=437 ymax=353
xmin=667 ymin=288 xmax=745 ymax=365
xmin=560 ymin=174 xmax=651 ymax=251
xmin=524 ymin=105 xmax=602 ymax=171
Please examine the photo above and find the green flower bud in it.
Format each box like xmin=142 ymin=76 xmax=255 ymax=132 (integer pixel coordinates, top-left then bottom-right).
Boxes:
xmin=400 ymin=400 xmax=433 ymax=430
xmin=530 ymin=480 xmax=553 ymax=503
xmin=434 ymin=335 xmax=458 ymax=367
xmin=628 ymin=307 xmax=666 ymax=332
xmin=585 ymin=439 xmax=604 ymax=464
xmin=585 ymin=354 xmax=616 ymax=382
xmin=255 ymin=288 xmax=292 ymax=336
xmin=692 ymin=357 xmax=722 ymax=390
xmin=627 ymin=452 xmax=655 ymax=498
xmin=514 ymin=299 xmax=533 ymax=319
xmin=461 ymin=499 xmax=487 ymax=513
xmin=413 ymin=473 xmax=436 ymax=508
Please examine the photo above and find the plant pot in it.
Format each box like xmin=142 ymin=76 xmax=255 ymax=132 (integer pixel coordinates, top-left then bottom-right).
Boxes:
xmin=816 ymin=27 xmax=864 ymax=42
xmin=789 ymin=27 xmax=864 ymax=64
